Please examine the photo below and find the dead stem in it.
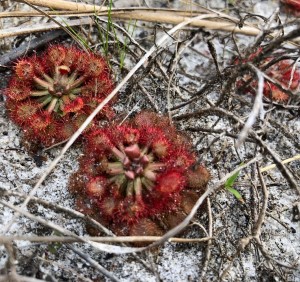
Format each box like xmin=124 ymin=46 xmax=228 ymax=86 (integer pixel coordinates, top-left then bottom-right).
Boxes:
xmin=199 ymin=198 xmax=213 ymax=280
xmin=0 ymin=235 xmax=213 ymax=244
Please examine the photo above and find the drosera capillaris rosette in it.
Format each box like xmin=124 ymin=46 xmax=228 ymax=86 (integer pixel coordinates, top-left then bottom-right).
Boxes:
xmin=69 ymin=111 xmax=210 ymax=240
xmin=5 ymin=44 xmax=116 ymax=147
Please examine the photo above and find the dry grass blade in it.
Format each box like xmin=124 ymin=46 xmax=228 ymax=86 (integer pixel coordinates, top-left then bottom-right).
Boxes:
xmin=67 ymin=245 xmax=121 ymax=282
xmin=260 ymin=154 xmax=300 ymax=172
xmin=0 ymin=18 xmax=92 ymax=39
xmin=0 ymin=186 xmax=113 ymax=235
xmin=12 ymin=0 xmax=264 ymax=37
xmin=0 ymin=235 xmax=212 ymax=244
xmin=15 ymin=0 xmax=107 ymax=12
xmin=236 ymin=64 xmax=265 ymax=147
xmin=4 ymin=0 xmax=300 ymax=46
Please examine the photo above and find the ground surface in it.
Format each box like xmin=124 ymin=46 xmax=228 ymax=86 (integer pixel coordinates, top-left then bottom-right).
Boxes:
xmin=0 ymin=0 xmax=300 ymax=281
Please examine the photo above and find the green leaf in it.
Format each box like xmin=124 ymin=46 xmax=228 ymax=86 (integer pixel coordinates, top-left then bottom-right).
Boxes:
xmin=225 ymin=162 xmax=244 ymax=188
xmin=48 ymin=242 xmax=62 ymax=254
xmin=228 ymin=0 xmax=237 ymax=5
xmin=225 ymin=162 xmax=245 ymax=203
xmin=226 ymin=187 xmax=244 ymax=203
xmin=225 ymin=169 xmax=240 ymax=189
xmin=47 ymin=231 xmax=62 ymax=254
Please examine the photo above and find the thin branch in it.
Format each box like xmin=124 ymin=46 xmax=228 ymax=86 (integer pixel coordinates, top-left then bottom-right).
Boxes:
xmin=67 ymin=244 xmax=121 ymax=282
xmin=175 ymin=107 xmax=300 ymax=195
xmin=0 ymin=18 xmax=93 ymax=39
xmin=0 ymin=30 xmax=66 ymax=68
xmin=0 ymin=187 xmax=113 ymax=236
xmin=0 ymin=275 xmax=45 ymax=282
xmin=236 ymin=63 xmax=265 ymax=147
xmin=200 ymin=198 xmax=213 ymax=280
xmin=253 ymin=163 xmax=269 ymax=238
xmin=220 ymin=159 xmax=296 ymax=279
xmin=141 ymin=157 xmax=259 ymax=252
xmin=0 ymin=235 xmax=213 ymax=244
xmin=260 ymin=154 xmax=300 ymax=173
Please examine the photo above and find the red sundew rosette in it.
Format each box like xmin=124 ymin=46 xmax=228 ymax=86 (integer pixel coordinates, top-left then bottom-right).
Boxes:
xmin=69 ymin=111 xmax=211 ymax=239
xmin=234 ymin=48 xmax=299 ymax=103
xmin=4 ymin=44 xmax=115 ymax=147
xmin=281 ymin=0 xmax=300 ymax=15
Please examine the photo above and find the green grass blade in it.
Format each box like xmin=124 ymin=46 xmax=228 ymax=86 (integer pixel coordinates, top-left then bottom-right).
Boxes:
xmin=227 ymin=187 xmax=244 ymax=203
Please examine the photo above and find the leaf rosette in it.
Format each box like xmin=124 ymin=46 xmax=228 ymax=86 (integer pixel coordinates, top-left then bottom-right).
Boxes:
xmin=69 ymin=112 xmax=210 ymax=237
xmin=5 ymin=45 xmax=115 ymax=146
